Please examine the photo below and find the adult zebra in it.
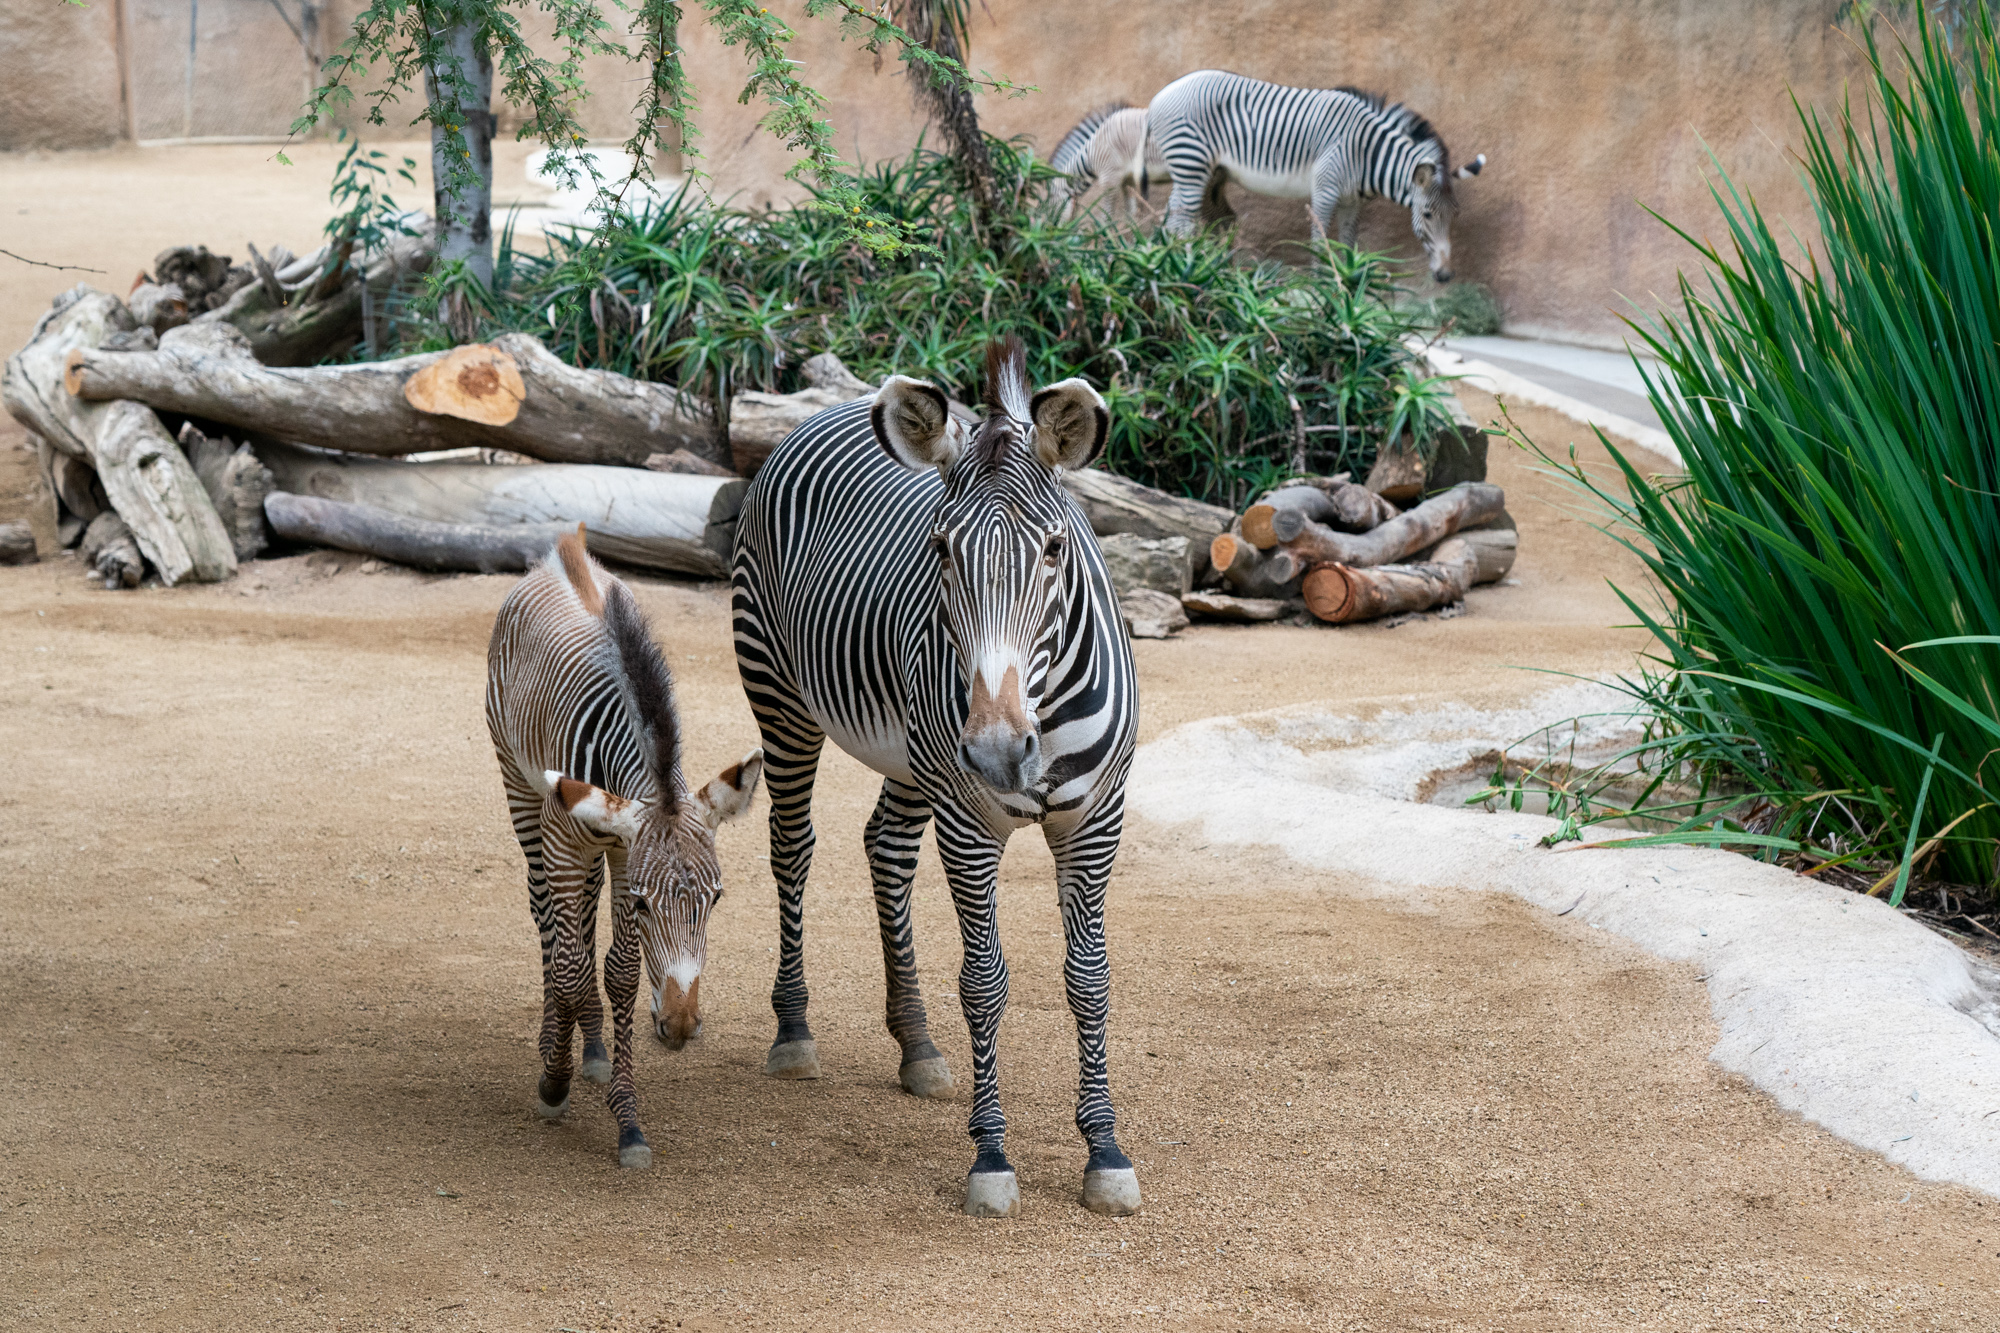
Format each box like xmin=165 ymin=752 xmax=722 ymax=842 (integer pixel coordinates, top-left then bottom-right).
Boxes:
xmin=732 ymin=339 xmax=1141 ymax=1218
xmin=1147 ymin=69 xmax=1487 ymax=282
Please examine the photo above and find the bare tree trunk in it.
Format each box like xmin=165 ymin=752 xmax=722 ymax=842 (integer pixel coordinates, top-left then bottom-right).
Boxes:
xmin=425 ymin=7 xmax=496 ymax=288
xmin=896 ymin=1 xmax=997 ymax=220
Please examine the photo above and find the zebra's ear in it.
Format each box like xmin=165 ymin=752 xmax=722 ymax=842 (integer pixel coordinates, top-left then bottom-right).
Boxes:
xmin=1455 ymin=153 xmax=1487 ymax=180
xmin=690 ymin=748 xmax=764 ymax=830
xmin=873 ymin=376 xmax=964 ymax=473
xmin=1411 ymin=161 xmax=1438 ymax=192
xmin=545 ymin=771 xmax=646 ymax=844
xmin=1028 ymin=378 xmax=1108 ymax=470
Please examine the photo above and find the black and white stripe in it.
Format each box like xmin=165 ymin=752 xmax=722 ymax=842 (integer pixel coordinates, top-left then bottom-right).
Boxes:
xmin=731 ymin=340 xmax=1142 ymax=1216
xmin=1146 ymin=69 xmax=1485 ymax=281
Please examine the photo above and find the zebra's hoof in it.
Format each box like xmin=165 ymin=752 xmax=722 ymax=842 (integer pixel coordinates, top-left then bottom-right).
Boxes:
xmin=580 ymin=1039 xmax=612 ymax=1084
xmin=963 ymin=1170 xmax=1020 ymax=1218
xmin=898 ymin=1056 xmax=954 ymax=1100
xmin=766 ymin=1039 xmax=821 ymax=1080
xmin=534 ymin=1093 xmax=569 ymax=1121
xmin=1080 ymin=1167 xmax=1142 ymax=1216
xmin=619 ymin=1142 xmax=652 ymax=1169
xmin=535 ymin=1074 xmax=570 ymax=1120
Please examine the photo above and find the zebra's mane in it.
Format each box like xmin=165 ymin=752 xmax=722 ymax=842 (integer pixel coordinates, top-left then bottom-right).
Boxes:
xmin=1051 ymin=101 xmax=1132 ymax=175
xmin=601 ymin=580 xmax=683 ymax=809
xmin=962 ymin=335 xmax=1033 ymax=472
xmin=1337 ymin=86 xmax=1446 ymax=161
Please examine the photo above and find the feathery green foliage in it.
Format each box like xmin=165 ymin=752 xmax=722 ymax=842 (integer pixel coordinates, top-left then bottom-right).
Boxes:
xmin=428 ymin=137 xmax=1452 ymax=509
xmin=1507 ymin=3 xmax=2000 ymax=899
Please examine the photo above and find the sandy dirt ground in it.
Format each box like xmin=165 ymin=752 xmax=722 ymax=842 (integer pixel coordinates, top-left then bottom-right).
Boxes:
xmin=4 ymin=148 xmax=2000 ymax=1330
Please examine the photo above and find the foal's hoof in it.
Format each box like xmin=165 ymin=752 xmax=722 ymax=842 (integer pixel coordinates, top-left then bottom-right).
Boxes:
xmin=1080 ymin=1167 xmax=1142 ymax=1216
xmin=534 ymin=1075 xmax=570 ymax=1121
xmin=898 ymin=1056 xmax=954 ymax=1100
xmin=580 ymin=1038 xmax=613 ymax=1085
xmin=618 ymin=1127 xmax=652 ymax=1170
xmin=765 ymin=1039 xmax=821 ymax=1080
xmin=963 ymin=1170 xmax=1020 ymax=1218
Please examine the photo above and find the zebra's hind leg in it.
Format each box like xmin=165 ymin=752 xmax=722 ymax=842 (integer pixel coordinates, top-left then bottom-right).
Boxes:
xmin=865 ymin=778 xmax=952 ymax=1098
xmin=602 ymin=849 xmax=651 ymax=1167
xmin=760 ymin=710 xmax=826 ymax=1080
xmin=935 ymin=805 xmax=1017 ymax=1217
xmin=1048 ymin=794 xmax=1140 ymax=1216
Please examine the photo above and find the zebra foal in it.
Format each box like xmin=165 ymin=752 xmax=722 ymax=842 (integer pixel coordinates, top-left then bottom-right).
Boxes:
xmin=1051 ymin=101 xmax=1170 ymax=220
xmin=733 ymin=338 xmax=1141 ymax=1218
xmin=487 ymin=527 xmax=763 ymax=1168
xmin=1147 ymin=69 xmax=1488 ymax=282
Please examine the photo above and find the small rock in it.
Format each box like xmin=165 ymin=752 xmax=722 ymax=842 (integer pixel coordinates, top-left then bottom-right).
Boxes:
xmin=0 ymin=521 xmax=37 ymax=566
xmin=1120 ymin=588 xmax=1189 ymax=639
xmin=1099 ymin=533 xmax=1191 ymax=599
xmin=358 ymin=559 xmax=384 ymax=574
xmin=1181 ymin=589 xmax=1288 ymax=623
xmin=644 ymin=448 xmax=736 ymax=477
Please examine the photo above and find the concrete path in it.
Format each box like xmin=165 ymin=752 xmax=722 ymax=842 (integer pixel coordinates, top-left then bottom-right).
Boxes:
xmin=1442 ymin=335 xmax=1672 ymax=431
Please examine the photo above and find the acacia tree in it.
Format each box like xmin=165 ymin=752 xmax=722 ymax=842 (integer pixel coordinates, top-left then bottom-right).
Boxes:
xmin=284 ymin=0 xmax=1019 ymax=286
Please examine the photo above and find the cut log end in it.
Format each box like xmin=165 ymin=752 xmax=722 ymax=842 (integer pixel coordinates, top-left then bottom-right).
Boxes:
xmin=402 ymin=344 xmax=527 ymax=426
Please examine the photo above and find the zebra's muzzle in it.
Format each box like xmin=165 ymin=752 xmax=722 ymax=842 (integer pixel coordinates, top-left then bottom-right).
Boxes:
xmin=654 ymin=973 xmax=701 ymax=1049
xmin=961 ymin=663 xmax=1042 ymax=793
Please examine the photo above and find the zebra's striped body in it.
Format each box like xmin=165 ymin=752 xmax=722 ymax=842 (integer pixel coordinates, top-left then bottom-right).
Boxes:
xmin=487 ymin=530 xmax=762 ymax=1168
xmin=1147 ymin=69 xmax=1485 ymax=281
xmin=732 ymin=342 xmax=1142 ymax=1216
xmin=1051 ymin=102 xmax=1169 ymax=220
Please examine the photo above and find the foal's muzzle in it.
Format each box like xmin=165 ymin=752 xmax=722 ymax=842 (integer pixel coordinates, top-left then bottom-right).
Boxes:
xmin=654 ymin=974 xmax=700 ymax=1049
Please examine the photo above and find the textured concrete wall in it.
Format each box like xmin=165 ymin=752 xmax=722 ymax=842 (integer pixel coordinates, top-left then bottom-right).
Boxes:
xmin=1 ymin=2 xmax=1877 ymax=341
xmin=0 ymin=0 xmax=126 ymax=150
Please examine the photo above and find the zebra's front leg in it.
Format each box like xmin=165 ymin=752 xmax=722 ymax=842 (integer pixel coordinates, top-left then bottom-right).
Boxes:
xmin=602 ymin=858 xmax=651 ymax=1168
xmin=575 ymin=854 xmax=612 ymax=1084
xmin=936 ymin=807 xmax=1016 ymax=1217
xmin=762 ymin=718 xmax=826 ymax=1080
xmin=865 ymin=778 xmax=952 ymax=1098
xmin=1047 ymin=795 xmax=1140 ymax=1216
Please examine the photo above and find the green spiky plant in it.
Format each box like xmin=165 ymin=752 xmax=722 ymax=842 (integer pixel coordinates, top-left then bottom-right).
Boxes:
xmin=1495 ymin=2 xmax=2000 ymax=903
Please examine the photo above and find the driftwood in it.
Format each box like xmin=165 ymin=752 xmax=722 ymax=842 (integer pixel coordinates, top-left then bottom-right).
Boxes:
xmin=647 ymin=448 xmax=736 ymax=477
xmin=81 ymin=512 xmax=144 ymax=589
xmin=1181 ymin=590 xmax=1290 ymax=622
xmin=1061 ymin=468 xmax=1234 ymax=579
xmin=181 ymin=424 xmax=274 ymax=562
xmin=1302 ymin=538 xmax=1477 ymax=624
xmin=1415 ymin=514 xmax=1517 ymax=585
xmin=1279 ymin=483 xmax=1503 ymax=569
xmin=730 ymin=353 xmax=879 ymax=477
xmin=1242 ymin=482 xmax=1397 ymax=548
xmin=265 ymin=494 xmax=569 ymax=573
xmin=1365 ymin=399 xmax=1491 ymax=504
xmin=64 ymin=324 xmax=717 ymax=468
xmin=1209 ymin=527 xmax=1302 ymax=600
xmin=255 ymin=440 xmax=745 ymax=578
xmin=200 ymin=226 xmax=436 ymax=367
xmin=3 ymin=288 xmax=235 ymax=584
xmin=34 ymin=435 xmax=107 ymax=547
xmin=0 ymin=522 xmax=36 ymax=565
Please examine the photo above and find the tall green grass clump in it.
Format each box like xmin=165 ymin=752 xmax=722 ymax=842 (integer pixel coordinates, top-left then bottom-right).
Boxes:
xmin=1555 ymin=5 xmax=2000 ymax=898
xmin=455 ymin=138 xmax=1451 ymax=510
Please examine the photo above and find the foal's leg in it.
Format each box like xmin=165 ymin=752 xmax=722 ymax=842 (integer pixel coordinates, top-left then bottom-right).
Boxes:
xmin=1046 ymin=792 xmax=1140 ymax=1216
xmin=934 ymin=803 xmax=1016 ymax=1217
xmin=503 ymin=772 xmax=573 ymax=1120
xmin=574 ymin=854 xmax=613 ymax=1085
xmin=537 ymin=808 xmax=607 ymax=1118
xmin=865 ymin=778 xmax=951 ymax=1097
xmin=759 ymin=706 xmax=827 ymax=1079
xmin=602 ymin=847 xmax=651 ymax=1167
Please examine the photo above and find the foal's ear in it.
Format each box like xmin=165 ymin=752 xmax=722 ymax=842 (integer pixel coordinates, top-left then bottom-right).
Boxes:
xmin=1455 ymin=153 xmax=1487 ymax=180
xmin=873 ymin=376 xmax=965 ymax=473
xmin=690 ymin=748 xmax=764 ymax=830
xmin=1412 ymin=161 xmax=1438 ymax=192
xmin=1028 ymin=378 xmax=1108 ymax=470
xmin=545 ymin=772 xmax=647 ymax=843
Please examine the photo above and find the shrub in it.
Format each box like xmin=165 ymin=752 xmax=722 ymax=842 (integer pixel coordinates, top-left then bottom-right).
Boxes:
xmin=424 ymin=137 xmax=1453 ymax=510
xmin=1522 ymin=4 xmax=2000 ymax=899
xmin=1402 ymin=280 xmax=1502 ymax=337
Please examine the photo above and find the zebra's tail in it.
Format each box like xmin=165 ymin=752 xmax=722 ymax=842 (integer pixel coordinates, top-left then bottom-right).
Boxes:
xmin=556 ymin=523 xmax=604 ymax=616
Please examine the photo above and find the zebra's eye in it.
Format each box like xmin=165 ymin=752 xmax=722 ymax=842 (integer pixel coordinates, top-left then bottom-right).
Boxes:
xmin=631 ymin=896 xmax=649 ymax=913
xmin=930 ymin=533 xmax=949 ymax=563
xmin=1042 ymin=534 xmax=1066 ymax=564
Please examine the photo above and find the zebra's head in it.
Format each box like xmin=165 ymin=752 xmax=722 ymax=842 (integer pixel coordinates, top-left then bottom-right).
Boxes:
xmin=871 ymin=338 xmax=1108 ymax=797
xmin=542 ymin=579 xmax=765 ymax=1049
xmin=1407 ymin=150 xmax=1487 ymax=285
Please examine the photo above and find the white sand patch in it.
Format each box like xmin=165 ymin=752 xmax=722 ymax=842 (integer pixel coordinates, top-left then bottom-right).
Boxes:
xmin=1132 ymin=685 xmax=2000 ymax=1198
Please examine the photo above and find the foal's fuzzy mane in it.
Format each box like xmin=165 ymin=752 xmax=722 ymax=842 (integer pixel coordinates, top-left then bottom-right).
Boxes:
xmin=602 ymin=581 xmax=683 ymax=808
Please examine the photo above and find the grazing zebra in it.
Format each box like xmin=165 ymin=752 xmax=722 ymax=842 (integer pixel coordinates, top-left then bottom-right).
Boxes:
xmin=1050 ymin=101 xmax=1170 ymax=220
xmin=487 ymin=527 xmax=763 ymax=1168
xmin=1146 ymin=69 xmax=1487 ymax=281
xmin=732 ymin=339 xmax=1141 ymax=1218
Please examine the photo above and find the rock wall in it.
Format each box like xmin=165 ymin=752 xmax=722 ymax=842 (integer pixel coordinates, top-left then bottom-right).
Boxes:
xmin=1 ymin=1 xmax=1878 ymax=342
